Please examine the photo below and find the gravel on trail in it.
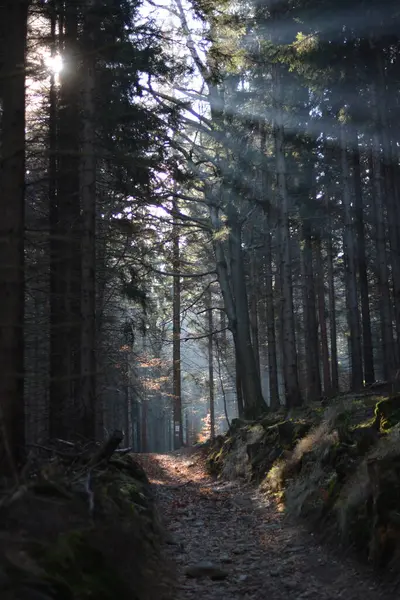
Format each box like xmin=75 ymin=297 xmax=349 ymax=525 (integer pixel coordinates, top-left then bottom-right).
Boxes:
xmin=135 ymin=448 xmax=398 ymax=600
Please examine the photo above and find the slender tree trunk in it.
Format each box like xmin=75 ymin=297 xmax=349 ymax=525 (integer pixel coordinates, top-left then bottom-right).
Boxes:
xmin=235 ymin=350 xmax=244 ymax=418
xmin=135 ymin=399 xmax=141 ymax=451
xmin=301 ymin=223 xmax=321 ymax=401
xmin=265 ymin=223 xmax=279 ymax=410
xmin=315 ymin=236 xmax=331 ymax=394
xmin=124 ymin=352 xmax=131 ymax=447
xmin=324 ymin=180 xmax=339 ymax=394
xmin=349 ymin=128 xmax=375 ymax=384
xmin=48 ymin=0 xmax=58 ymax=436
xmin=50 ymin=0 xmax=81 ymax=439
xmin=141 ymin=399 xmax=147 ymax=452
xmin=249 ymin=251 xmax=261 ymax=377
xmin=327 ymin=236 xmax=339 ymax=394
xmin=80 ymin=0 xmax=97 ymax=439
xmin=259 ymin=128 xmax=279 ymax=409
xmin=274 ymin=71 xmax=301 ymax=407
xmin=274 ymin=227 xmax=285 ymax=404
xmin=375 ymin=48 xmax=400 ymax=364
xmin=369 ymin=138 xmax=396 ymax=380
xmin=340 ymin=122 xmax=363 ymax=390
xmin=0 ymin=0 xmax=29 ymax=471
xmin=206 ymin=288 xmax=215 ymax=439
xmin=172 ymin=197 xmax=183 ymax=448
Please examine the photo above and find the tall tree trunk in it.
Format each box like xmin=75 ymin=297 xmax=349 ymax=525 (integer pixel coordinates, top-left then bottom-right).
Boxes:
xmin=141 ymin=399 xmax=147 ymax=452
xmin=274 ymin=71 xmax=301 ymax=407
xmin=375 ymin=48 xmax=400 ymax=364
xmin=340 ymin=122 xmax=363 ymax=390
xmin=0 ymin=0 xmax=29 ymax=471
xmin=79 ymin=0 xmax=97 ymax=439
xmin=206 ymin=288 xmax=215 ymax=439
xmin=48 ymin=0 xmax=58 ymax=436
xmin=324 ymin=178 xmax=339 ymax=394
xmin=249 ymin=251 xmax=261 ymax=377
xmin=265 ymin=222 xmax=279 ymax=410
xmin=260 ymin=129 xmax=279 ymax=409
xmin=227 ymin=204 xmax=267 ymax=417
xmin=210 ymin=203 xmax=249 ymax=418
xmin=172 ymin=197 xmax=183 ymax=448
xmin=301 ymin=223 xmax=321 ymax=401
xmin=315 ymin=236 xmax=331 ymax=394
xmin=326 ymin=233 xmax=339 ymax=394
xmin=235 ymin=354 xmax=244 ymax=418
xmin=369 ymin=137 xmax=396 ymax=380
xmin=50 ymin=0 xmax=81 ymax=439
xmin=349 ymin=128 xmax=375 ymax=384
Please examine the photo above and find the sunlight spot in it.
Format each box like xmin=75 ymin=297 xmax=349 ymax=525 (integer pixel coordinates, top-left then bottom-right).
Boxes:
xmin=44 ymin=52 xmax=63 ymax=74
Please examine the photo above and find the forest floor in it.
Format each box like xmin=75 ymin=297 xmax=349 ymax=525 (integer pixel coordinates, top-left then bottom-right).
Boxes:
xmin=136 ymin=447 xmax=398 ymax=600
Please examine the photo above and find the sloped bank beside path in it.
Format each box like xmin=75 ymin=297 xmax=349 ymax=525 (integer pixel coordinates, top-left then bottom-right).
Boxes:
xmin=136 ymin=448 xmax=396 ymax=600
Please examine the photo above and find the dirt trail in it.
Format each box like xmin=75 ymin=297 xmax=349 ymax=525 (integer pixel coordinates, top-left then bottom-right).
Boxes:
xmin=136 ymin=449 xmax=397 ymax=600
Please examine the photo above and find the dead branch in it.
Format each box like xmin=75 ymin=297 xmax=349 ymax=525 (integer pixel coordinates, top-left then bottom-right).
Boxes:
xmin=87 ymin=429 xmax=124 ymax=468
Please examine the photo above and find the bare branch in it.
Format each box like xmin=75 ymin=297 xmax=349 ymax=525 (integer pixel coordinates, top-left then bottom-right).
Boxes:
xmin=147 ymin=266 xmax=216 ymax=278
xmin=182 ymin=327 xmax=229 ymax=341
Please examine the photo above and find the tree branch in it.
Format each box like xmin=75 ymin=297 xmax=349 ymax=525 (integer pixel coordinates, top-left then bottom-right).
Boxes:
xmin=147 ymin=266 xmax=216 ymax=278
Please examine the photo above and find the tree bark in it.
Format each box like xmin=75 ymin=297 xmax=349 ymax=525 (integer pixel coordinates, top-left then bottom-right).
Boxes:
xmin=324 ymin=178 xmax=339 ymax=394
xmin=0 ymin=0 xmax=29 ymax=471
xmin=264 ymin=221 xmax=279 ymax=410
xmin=206 ymin=288 xmax=215 ymax=439
xmin=349 ymin=128 xmax=375 ymax=384
xmin=50 ymin=0 xmax=81 ymax=439
xmin=227 ymin=203 xmax=267 ymax=417
xmin=249 ymin=250 xmax=261 ymax=377
xmin=79 ymin=0 xmax=97 ymax=439
xmin=369 ymin=136 xmax=396 ymax=381
xmin=210 ymin=204 xmax=246 ymax=418
xmin=375 ymin=48 xmax=400 ymax=365
xmin=301 ymin=223 xmax=321 ymax=401
xmin=172 ymin=196 xmax=183 ymax=448
xmin=274 ymin=71 xmax=301 ymax=407
xmin=235 ymin=359 xmax=244 ymax=418
xmin=340 ymin=122 xmax=363 ymax=391
xmin=315 ymin=236 xmax=331 ymax=394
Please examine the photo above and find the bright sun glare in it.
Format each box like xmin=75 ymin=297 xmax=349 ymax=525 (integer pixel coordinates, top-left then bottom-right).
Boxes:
xmin=44 ymin=53 xmax=63 ymax=74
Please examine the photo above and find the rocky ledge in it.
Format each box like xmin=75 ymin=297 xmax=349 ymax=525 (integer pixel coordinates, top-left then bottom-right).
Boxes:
xmin=206 ymin=394 xmax=400 ymax=573
xmin=0 ymin=433 xmax=174 ymax=600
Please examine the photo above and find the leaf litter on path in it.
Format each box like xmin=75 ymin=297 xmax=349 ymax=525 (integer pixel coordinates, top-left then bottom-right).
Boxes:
xmin=135 ymin=449 xmax=397 ymax=600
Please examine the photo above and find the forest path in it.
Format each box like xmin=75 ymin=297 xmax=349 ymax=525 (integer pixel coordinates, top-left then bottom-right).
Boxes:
xmin=135 ymin=448 xmax=396 ymax=600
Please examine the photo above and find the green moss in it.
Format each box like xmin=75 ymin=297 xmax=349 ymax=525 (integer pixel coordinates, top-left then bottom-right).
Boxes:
xmin=374 ymin=396 xmax=400 ymax=432
xmin=34 ymin=530 xmax=130 ymax=600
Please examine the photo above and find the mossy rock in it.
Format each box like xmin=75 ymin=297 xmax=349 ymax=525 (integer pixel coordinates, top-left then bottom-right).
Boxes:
xmin=228 ymin=419 xmax=245 ymax=434
xmin=245 ymin=419 xmax=312 ymax=482
xmin=0 ymin=451 xmax=170 ymax=600
xmin=33 ymin=529 xmax=131 ymax=600
xmin=373 ymin=396 xmax=400 ymax=432
xmin=109 ymin=456 xmax=149 ymax=484
xmin=259 ymin=413 xmax=286 ymax=430
xmin=206 ymin=436 xmax=231 ymax=476
xmin=276 ymin=420 xmax=312 ymax=447
xmin=351 ymin=424 xmax=380 ymax=454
